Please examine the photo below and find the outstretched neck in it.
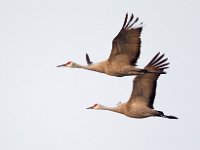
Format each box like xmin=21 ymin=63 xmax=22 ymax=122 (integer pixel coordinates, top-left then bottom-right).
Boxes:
xmin=74 ymin=61 xmax=107 ymax=73
xmin=98 ymin=105 xmax=123 ymax=114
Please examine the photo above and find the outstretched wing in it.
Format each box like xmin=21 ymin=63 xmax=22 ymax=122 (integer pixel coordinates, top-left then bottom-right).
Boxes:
xmin=108 ymin=13 xmax=143 ymax=65
xmin=127 ymin=52 xmax=169 ymax=108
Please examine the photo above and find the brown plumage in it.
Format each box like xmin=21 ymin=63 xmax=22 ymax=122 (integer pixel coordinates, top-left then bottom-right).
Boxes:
xmin=87 ymin=52 xmax=178 ymax=119
xmin=57 ymin=13 xmax=165 ymax=76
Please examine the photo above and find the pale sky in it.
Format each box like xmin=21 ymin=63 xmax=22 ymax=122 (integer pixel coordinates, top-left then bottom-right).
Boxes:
xmin=0 ymin=0 xmax=200 ymax=150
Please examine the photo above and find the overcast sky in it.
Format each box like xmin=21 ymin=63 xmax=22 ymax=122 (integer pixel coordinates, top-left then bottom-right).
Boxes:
xmin=0 ymin=0 xmax=200 ymax=150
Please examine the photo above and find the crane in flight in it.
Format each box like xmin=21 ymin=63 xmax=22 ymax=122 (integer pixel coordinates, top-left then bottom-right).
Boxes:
xmin=57 ymin=13 xmax=165 ymax=77
xmin=87 ymin=52 xmax=178 ymax=119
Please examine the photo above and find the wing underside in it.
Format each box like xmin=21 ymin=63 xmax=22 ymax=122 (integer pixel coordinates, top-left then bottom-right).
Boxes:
xmin=128 ymin=52 xmax=169 ymax=108
xmin=108 ymin=13 xmax=143 ymax=65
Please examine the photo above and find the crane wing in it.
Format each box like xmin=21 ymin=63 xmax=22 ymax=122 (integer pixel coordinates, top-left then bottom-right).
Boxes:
xmin=108 ymin=13 xmax=142 ymax=65
xmin=86 ymin=53 xmax=93 ymax=65
xmin=127 ymin=53 xmax=169 ymax=108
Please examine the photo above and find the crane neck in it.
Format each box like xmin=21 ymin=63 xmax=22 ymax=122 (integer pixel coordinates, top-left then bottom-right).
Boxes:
xmin=98 ymin=104 xmax=124 ymax=114
xmin=73 ymin=61 xmax=107 ymax=73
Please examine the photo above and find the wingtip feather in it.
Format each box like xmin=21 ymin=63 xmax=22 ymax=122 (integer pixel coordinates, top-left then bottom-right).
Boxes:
xmin=145 ymin=52 xmax=169 ymax=72
xmin=86 ymin=53 xmax=93 ymax=65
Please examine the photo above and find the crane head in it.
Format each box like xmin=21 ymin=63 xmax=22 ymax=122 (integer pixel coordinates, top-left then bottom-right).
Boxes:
xmin=86 ymin=103 xmax=100 ymax=109
xmin=57 ymin=61 xmax=74 ymax=67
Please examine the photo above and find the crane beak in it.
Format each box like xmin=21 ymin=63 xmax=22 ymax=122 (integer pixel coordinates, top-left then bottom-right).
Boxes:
xmin=56 ymin=63 xmax=66 ymax=67
xmin=86 ymin=106 xmax=94 ymax=109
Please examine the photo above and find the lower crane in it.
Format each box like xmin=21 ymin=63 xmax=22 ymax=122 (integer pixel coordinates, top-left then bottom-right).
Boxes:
xmin=87 ymin=52 xmax=178 ymax=119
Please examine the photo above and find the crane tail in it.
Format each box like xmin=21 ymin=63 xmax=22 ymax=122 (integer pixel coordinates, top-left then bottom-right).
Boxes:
xmin=157 ymin=111 xmax=178 ymax=119
xmin=163 ymin=115 xmax=178 ymax=119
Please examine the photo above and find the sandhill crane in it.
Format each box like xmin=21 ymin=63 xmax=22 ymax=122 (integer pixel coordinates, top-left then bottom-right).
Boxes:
xmin=87 ymin=52 xmax=178 ymax=119
xmin=57 ymin=13 xmax=165 ymax=77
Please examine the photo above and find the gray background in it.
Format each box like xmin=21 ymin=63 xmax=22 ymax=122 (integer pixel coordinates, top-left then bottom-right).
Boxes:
xmin=0 ymin=0 xmax=199 ymax=150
